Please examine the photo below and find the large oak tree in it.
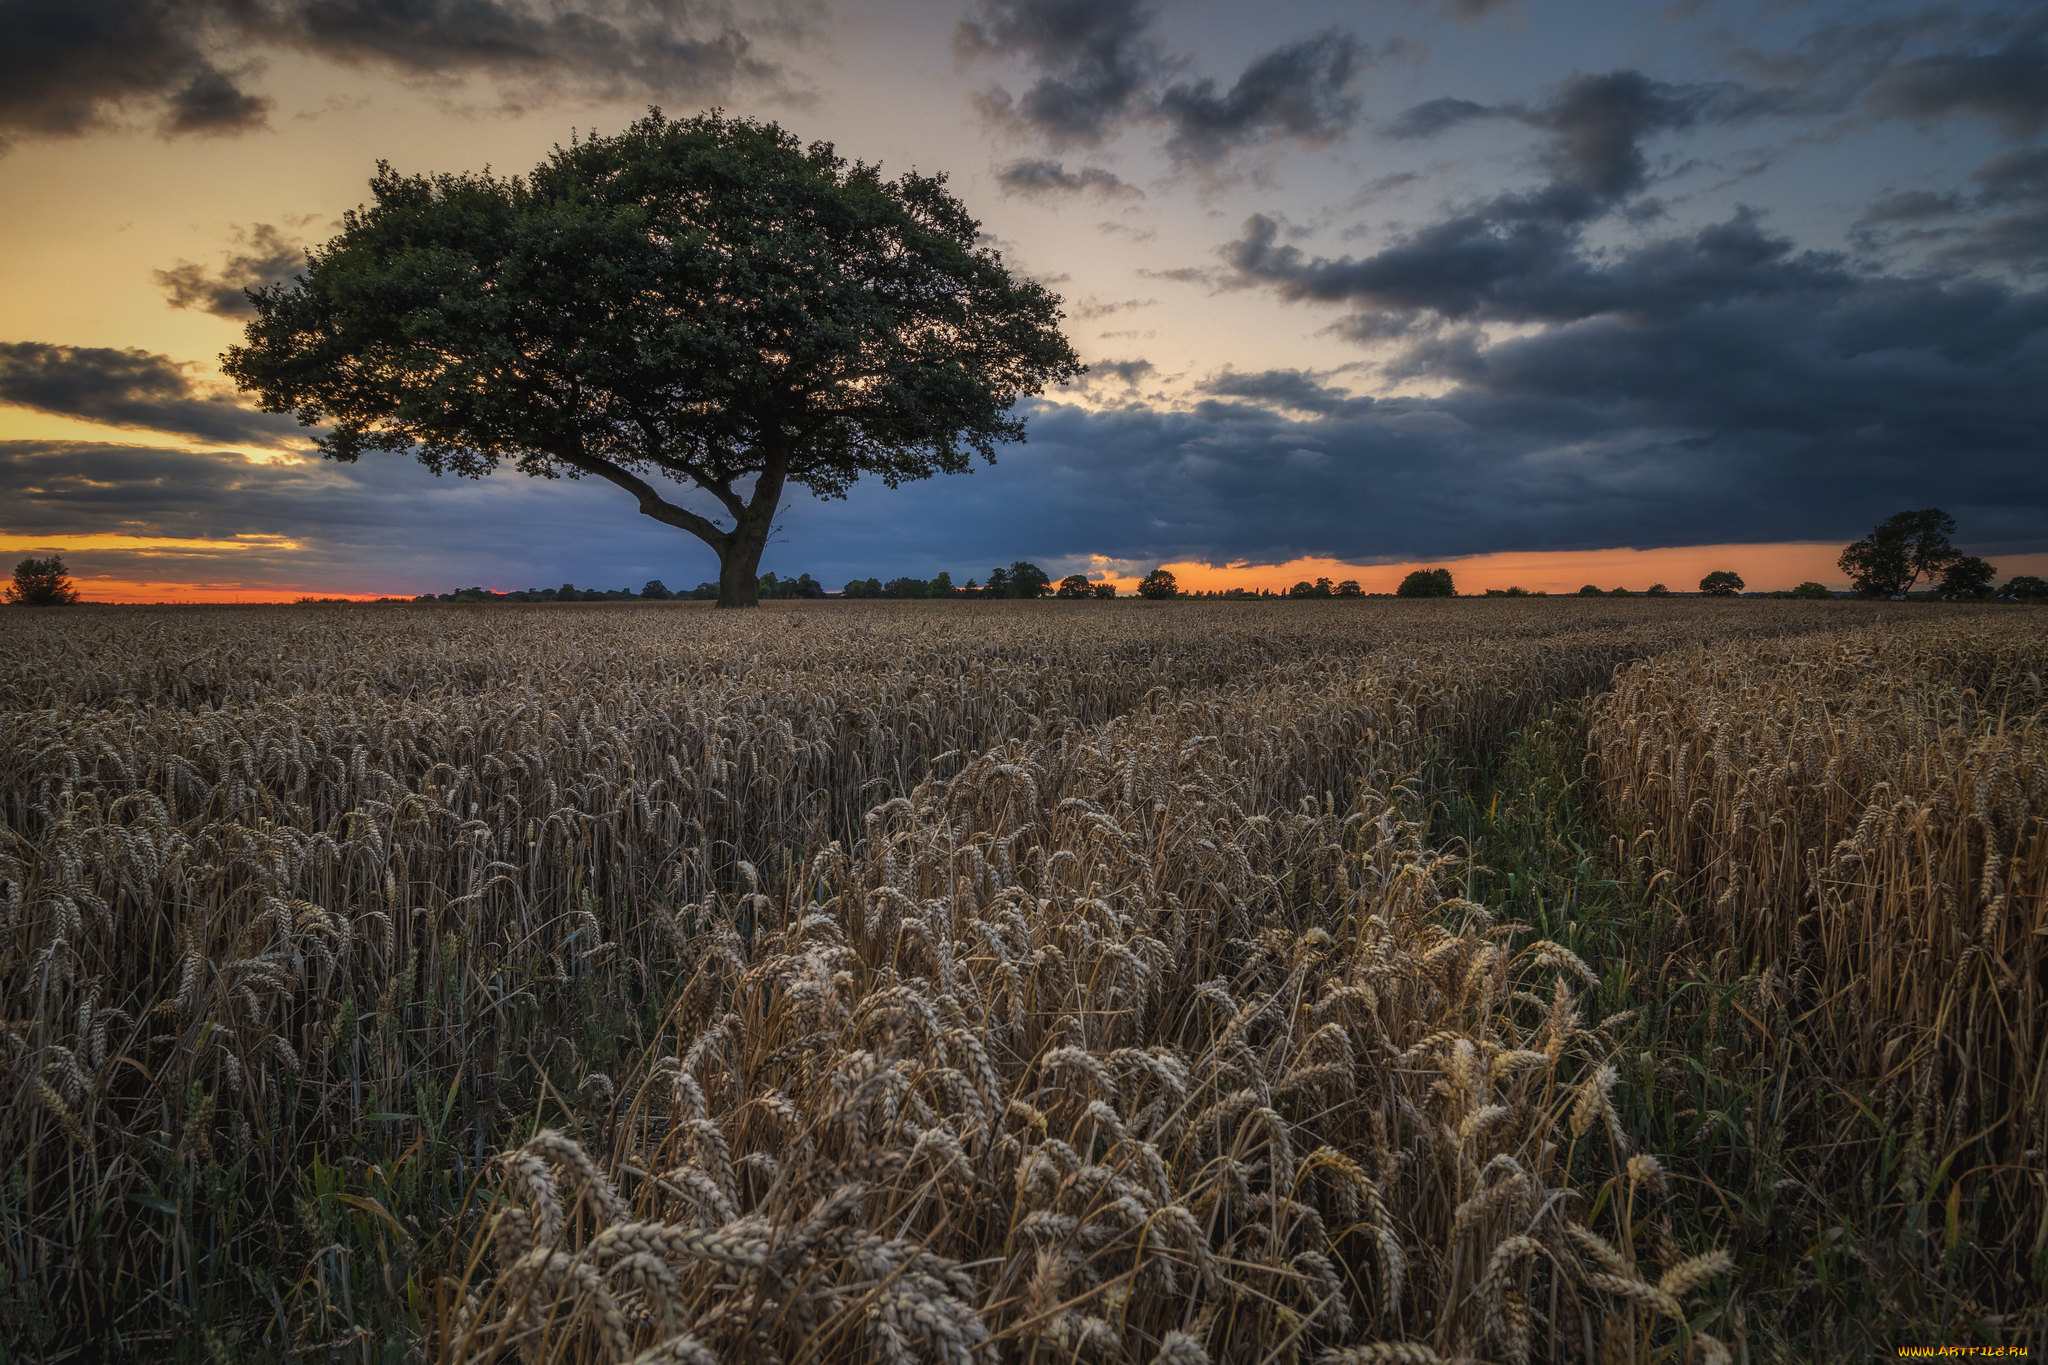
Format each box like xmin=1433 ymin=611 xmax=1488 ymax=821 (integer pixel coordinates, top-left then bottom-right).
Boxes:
xmin=226 ymin=111 xmax=1082 ymax=606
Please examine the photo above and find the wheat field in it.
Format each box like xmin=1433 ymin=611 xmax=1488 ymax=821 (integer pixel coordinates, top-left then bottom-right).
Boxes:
xmin=3 ymin=597 xmax=2037 ymax=1362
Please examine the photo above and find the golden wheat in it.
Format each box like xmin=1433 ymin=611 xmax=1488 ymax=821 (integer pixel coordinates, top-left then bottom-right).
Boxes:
xmin=0 ymin=598 xmax=1873 ymax=1357
xmin=1590 ymin=617 xmax=2048 ymax=1322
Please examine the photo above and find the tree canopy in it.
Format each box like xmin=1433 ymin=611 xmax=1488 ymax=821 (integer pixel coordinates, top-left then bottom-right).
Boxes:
xmin=6 ymin=555 xmax=81 ymax=606
xmin=1699 ymin=570 xmax=1744 ymax=596
xmin=1137 ymin=568 xmax=1178 ymax=600
xmin=1838 ymin=509 xmax=1959 ymax=598
xmin=1398 ymin=568 xmax=1456 ymax=598
xmin=225 ymin=110 xmax=1082 ymax=607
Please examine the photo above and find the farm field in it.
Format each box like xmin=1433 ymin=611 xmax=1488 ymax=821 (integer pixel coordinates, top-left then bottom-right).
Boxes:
xmin=1 ymin=599 xmax=2042 ymax=1363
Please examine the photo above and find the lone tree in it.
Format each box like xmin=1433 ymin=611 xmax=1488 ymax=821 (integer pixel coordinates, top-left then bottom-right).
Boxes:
xmin=1838 ymin=508 xmax=1959 ymax=598
xmin=225 ymin=111 xmax=1082 ymax=608
xmin=1055 ymin=573 xmax=1092 ymax=598
xmin=6 ymin=555 xmax=81 ymax=605
xmin=1137 ymin=567 xmax=1178 ymax=599
xmin=1398 ymin=568 xmax=1455 ymax=598
xmin=1699 ymin=570 xmax=1744 ymax=596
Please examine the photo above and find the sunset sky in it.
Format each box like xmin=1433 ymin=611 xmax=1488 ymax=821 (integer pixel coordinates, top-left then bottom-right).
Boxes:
xmin=3 ymin=0 xmax=2044 ymax=600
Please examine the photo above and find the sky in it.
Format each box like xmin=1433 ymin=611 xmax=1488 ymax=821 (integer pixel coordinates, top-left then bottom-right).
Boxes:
xmin=2 ymin=0 xmax=2045 ymax=600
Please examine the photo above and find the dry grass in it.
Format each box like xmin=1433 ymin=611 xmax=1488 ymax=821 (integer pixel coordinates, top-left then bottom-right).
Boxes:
xmin=0 ymin=598 xmax=1893 ymax=1358
xmin=1589 ymin=618 xmax=2048 ymax=1337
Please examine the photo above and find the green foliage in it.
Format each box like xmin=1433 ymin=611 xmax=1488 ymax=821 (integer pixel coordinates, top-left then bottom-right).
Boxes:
xmin=1787 ymin=580 xmax=1832 ymax=599
xmin=841 ymin=577 xmax=884 ymax=599
xmin=1940 ymin=554 xmax=1996 ymax=599
xmin=926 ymin=571 xmax=954 ymax=598
xmin=1005 ymin=561 xmax=1051 ymax=598
xmin=1092 ymin=581 xmax=1116 ymax=599
xmin=224 ymin=110 xmax=1081 ymax=608
xmin=1055 ymin=573 xmax=1092 ymax=598
xmin=2003 ymin=574 xmax=2048 ymax=600
xmin=642 ymin=579 xmax=672 ymax=600
xmin=1839 ymin=508 xmax=1958 ymax=597
xmin=1699 ymin=570 xmax=1745 ymax=596
xmin=1397 ymin=567 xmax=1455 ymax=598
xmin=8 ymin=555 xmax=81 ymax=606
xmin=1137 ymin=567 xmax=1178 ymax=599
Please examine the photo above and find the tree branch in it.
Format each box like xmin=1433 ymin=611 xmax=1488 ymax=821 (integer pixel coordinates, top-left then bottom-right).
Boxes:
xmin=556 ymin=449 xmax=730 ymax=549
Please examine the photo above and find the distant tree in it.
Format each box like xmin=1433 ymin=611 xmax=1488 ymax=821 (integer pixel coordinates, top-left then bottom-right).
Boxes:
xmin=1313 ymin=576 xmax=1334 ymax=598
xmin=6 ymin=555 xmax=81 ymax=606
xmin=559 ymin=581 xmax=577 ymax=601
xmin=842 ymin=577 xmax=882 ymax=598
xmin=1092 ymin=581 xmax=1116 ymax=599
xmin=690 ymin=582 xmax=719 ymax=599
xmin=883 ymin=576 xmax=929 ymax=598
xmin=1788 ymin=581 xmax=1832 ymax=599
xmin=1645 ymin=583 xmax=1669 ymax=596
xmin=1608 ymin=586 xmax=1632 ymax=597
xmin=927 ymin=571 xmax=954 ymax=598
xmin=642 ymin=579 xmax=672 ymax=600
xmin=1288 ymin=580 xmax=1317 ymax=598
xmin=1397 ymin=568 xmax=1455 ymax=598
xmin=1335 ymin=579 xmax=1361 ymax=597
xmin=226 ymin=112 xmax=1080 ymax=610
xmin=758 ymin=571 xmax=784 ymax=599
xmin=2002 ymin=575 xmax=2047 ymax=601
xmin=984 ymin=566 xmax=1010 ymax=598
xmin=1839 ymin=508 xmax=1958 ymax=597
xmin=1939 ymin=555 xmax=1997 ymax=599
xmin=788 ymin=573 xmax=826 ymax=599
xmin=1576 ymin=584 xmax=1602 ymax=596
xmin=1007 ymin=561 xmax=1051 ymax=598
xmin=1138 ymin=567 xmax=1179 ymax=600
xmin=1056 ymin=573 xmax=1092 ymax=599
xmin=1699 ymin=570 xmax=1745 ymax=596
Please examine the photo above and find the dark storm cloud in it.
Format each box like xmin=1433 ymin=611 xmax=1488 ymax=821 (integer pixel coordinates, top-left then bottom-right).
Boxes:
xmin=1195 ymin=368 xmax=1372 ymax=417
xmin=1863 ymin=16 xmax=2048 ymax=138
xmin=1154 ymin=30 xmax=1366 ymax=165
xmin=161 ymin=67 xmax=272 ymax=134
xmin=0 ymin=0 xmax=260 ymax=144
xmin=0 ymin=0 xmax=799 ymax=149
xmin=1387 ymin=71 xmax=1718 ymax=199
xmin=1854 ymin=147 xmax=2048 ymax=273
xmin=955 ymin=0 xmax=1162 ymax=147
xmin=0 ymin=342 xmax=305 ymax=446
xmin=957 ymin=0 xmax=1372 ymax=168
xmin=994 ymin=158 xmax=1141 ymax=198
xmin=155 ymin=224 xmax=307 ymax=318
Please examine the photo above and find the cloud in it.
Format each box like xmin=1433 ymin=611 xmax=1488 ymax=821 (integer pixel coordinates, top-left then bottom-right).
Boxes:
xmin=0 ymin=0 xmax=803 ymax=150
xmin=0 ymin=341 xmax=306 ymax=446
xmin=162 ymin=66 xmax=271 ymax=134
xmin=1853 ymin=147 xmax=2048 ymax=274
xmin=956 ymin=0 xmax=1162 ymax=147
xmin=1387 ymin=70 xmax=1718 ymax=200
xmin=155 ymin=224 xmax=307 ymax=317
xmin=1080 ymin=357 xmax=1154 ymax=386
xmin=1384 ymin=96 xmax=1493 ymax=140
xmin=957 ymin=0 xmax=1372 ymax=168
xmin=1195 ymin=368 xmax=1372 ymax=417
xmin=1073 ymin=297 xmax=1156 ymax=319
xmin=1154 ymin=29 xmax=1366 ymax=166
xmin=994 ymin=158 xmax=1141 ymax=198
xmin=1864 ymin=17 xmax=2048 ymax=138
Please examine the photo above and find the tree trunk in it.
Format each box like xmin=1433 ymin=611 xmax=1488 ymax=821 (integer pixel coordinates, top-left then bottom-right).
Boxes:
xmin=716 ymin=531 xmax=765 ymax=608
xmin=714 ymin=456 xmax=786 ymax=608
